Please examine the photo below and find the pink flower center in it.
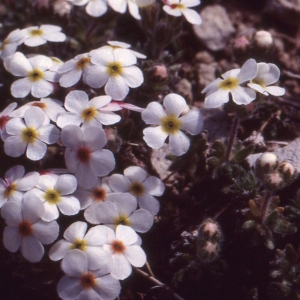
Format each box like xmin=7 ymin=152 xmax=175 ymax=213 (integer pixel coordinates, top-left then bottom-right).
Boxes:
xmin=80 ymin=273 xmax=96 ymax=289
xmin=77 ymin=147 xmax=91 ymax=162
xmin=92 ymin=187 xmax=106 ymax=202
xmin=18 ymin=221 xmax=33 ymax=236
xmin=111 ymin=240 xmax=125 ymax=254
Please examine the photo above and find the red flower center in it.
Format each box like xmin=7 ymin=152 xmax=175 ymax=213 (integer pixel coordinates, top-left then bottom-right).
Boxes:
xmin=77 ymin=147 xmax=91 ymax=162
xmin=18 ymin=221 xmax=33 ymax=236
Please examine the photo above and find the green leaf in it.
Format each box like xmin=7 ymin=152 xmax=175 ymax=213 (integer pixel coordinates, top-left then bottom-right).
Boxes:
xmin=232 ymin=144 xmax=255 ymax=163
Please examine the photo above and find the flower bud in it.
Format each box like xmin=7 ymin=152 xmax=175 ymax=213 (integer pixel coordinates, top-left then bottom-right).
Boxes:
xmin=278 ymin=162 xmax=296 ymax=181
xmin=256 ymin=152 xmax=279 ymax=180
xmin=253 ymin=30 xmax=273 ymax=49
xmin=263 ymin=172 xmax=284 ymax=191
xmin=198 ymin=218 xmax=222 ymax=242
xmin=53 ymin=0 xmax=72 ymax=17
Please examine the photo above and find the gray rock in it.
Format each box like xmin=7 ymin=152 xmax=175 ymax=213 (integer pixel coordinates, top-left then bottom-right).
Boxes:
xmin=193 ymin=5 xmax=235 ymax=51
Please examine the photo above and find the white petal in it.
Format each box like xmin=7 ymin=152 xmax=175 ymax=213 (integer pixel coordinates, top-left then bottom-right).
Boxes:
xmin=163 ymin=5 xmax=182 ymax=17
xmin=180 ymin=109 xmax=203 ymax=135
xmin=57 ymin=276 xmax=83 ymax=300
xmin=237 ymin=58 xmax=257 ymax=83
xmin=4 ymin=52 xmax=31 ymax=76
xmin=59 ymin=68 xmax=82 ymax=87
xmin=164 ymin=93 xmax=188 ymax=117
xmin=21 ymin=236 xmax=44 ymax=262
xmin=116 ymin=224 xmax=137 ymax=245
xmin=121 ymin=66 xmax=144 ymax=88
xmin=204 ymin=89 xmax=230 ymax=108
xmin=22 ymin=194 xmax=44 ymax=223
xmin=32 ymin=219 xmax=59 ymax=244
xmin=265 ymin=86 xmax=285 ymax=96
xmin=4 ymin=136 xmax=27 ymax=157
xmin=143 ymin=126 xmax=168 ymax=149
xmin=95 ymin=201 xmax=118 ymax=224
xmin=61 ymin=125 xmax=84 ymax=150
xmin=61 ymin=250 xmax=88 ymax=277
xmin=143 ymin=176 xmax=165 ymax=196
xmin=94 ymin=275 xmax=121 ymax=300
xmin=57 ymin=196 xmax=81 ymax=216
xmin=86 ymin=0 xmax=108 ymax=17
xmin=49 ymin=239 xmax=72 ymax=261
xmin=64 ymin=221 xmax=87 ymax=242
xmin=111 ymin=253 xmax=132 ymax=280
xmin=38 ymin=124 xmax=60 ymax=144
xmin=182 ymin=8 xmax=202 ymax=25
xmin=31 ymin=80 xmax=53 ymax=98
xmin=1 ymin=201 xmax=22 ymax=226
xmin=111 ymin=193 xmax=137 ymax=216
xmin=11 ymin=78 xmax=32 ymax=98
xmin=26 ymin=139 xmax=47 ymax=160
xmin=28 ymin=55 xmax=52 ymax=70
xmin=124 ymin=244 xmax=146 ymax=267
xmin=17 ymin=171 xmax=40 ymax=191
xmin=108 ymin=175 xmax=131 ymax=192
xmin=85 ymin=225 xmax=108 ymax=245
xmin=231 ymin=86 xmax=256 ymax=105
xmin=84 ymin=65 xmax=109 ymax=88
xmin=55 ymin=174 xmax=77 ymax=195
xmin=142 ymin=102 xmax=166 ymax=125
xmin=169 ymin=130 xmax=190 ymax=156
xmin=3 ymin=226 xmax=21 ymax=252
xmin=138 ymin=193 xmax=160 ymax=215
xmin=90 ymin=149 xmax=115 ymax=177
xmin=105 ymin=75 xmax=129 ymax=100
xmin=129 ymin=209 xmax=153 ymax=232
xmin=124 ymin=166 xmax=147 ymax=183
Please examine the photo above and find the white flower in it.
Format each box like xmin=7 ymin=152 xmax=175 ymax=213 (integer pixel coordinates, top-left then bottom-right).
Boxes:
xmin=95 ymin=192 xmax=154 ymax=232
xmin=56 ymin=90 xmax=121 ymax=129
xmin=87 ymin=47 xmax=144 ymax=100
xmin=28 ymin=174 xmax=80 ymax=221
xmin=0 ymin=28 xmax=26 ymax=59
xmin=4 ymin=107 xmax=60 ymax=161
xmin=57 ymin=250 xmax=121 ymax=300
xmin=247 ymin=62 xmax=285 ymax=96
xmin=0 ymin=102 xmax=17 ymax=140
xmin=1 ymin=195 xmax=59 ymax=263
xmin=49 ymin=221 xmax=109 ymax=270
xmin=202 ymin=58 xmax=258 ymax=108
xmin=61 ymin=125 xmax=115 ymax=189
xmin=4 ymin=52 xmax=58 ymax=98
xmin=9 ymin=98 xmax=65 ymax=123
xmin=163 ymin=0 xmax=202 ymax=25
xmin=67 ymin=0 xmax=108 ymax=17
xmin=142 ymin=93 xmax=203 ymax=156
xmin=23 ymin=25 xmax=66 ymax=47
xmin=103 ymin=225 xmax=146 ymax=280
xmin=108 ymin=0 xmax=141 ymax=20
xmin=58 ymin=53 xmax=94 ymax=88
xmin=0 ymin=165 xmax=39 ymax=207
xmin=108 ymin=166 xmax=164 ymax=215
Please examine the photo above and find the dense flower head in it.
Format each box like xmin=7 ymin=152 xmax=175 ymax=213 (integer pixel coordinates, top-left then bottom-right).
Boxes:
xmin=142 ymin=93 xmax=204 ymax=156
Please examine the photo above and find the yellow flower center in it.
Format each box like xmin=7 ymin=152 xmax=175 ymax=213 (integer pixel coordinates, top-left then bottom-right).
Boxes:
xmin=114 ymin=214 xmax=131 ymax=227
xmin=71 ymin=239 xmax=87 ymax=251
xmin=22 ymin=127 xmax=38 ymax=143
xmin=4 ymin=183 xmax=17 ymax=198
xmin=129 ymin=182 xmax=145 ymax=197
xmin=218 ymin=77 xmax=239 ymax=90
xmin=81 ymin=107 xmax=97 ymax=121
xmin=107 ymin=62 xmax=123 ymax=77
xmin=29 ymin=29 xmax=44 ymax=37
xmin=0 ymin=39 xmax=8 ymax=50
xmin=252 ymin=78 xmax=266 ymax=88
xmin=170 ymin=4 xmax=185 ymax=9
xmin=28 ymin=69 xmax=44 ymax=82
xmin=76 ymin=57 xmax=91 ymax=70
xmin=161 ymin=115 xmax=182 ymax=134
xmin=44 ymin=189 xmax=61 ymax=204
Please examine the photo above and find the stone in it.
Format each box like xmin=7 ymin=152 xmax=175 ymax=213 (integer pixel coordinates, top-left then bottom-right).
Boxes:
xmin=193 ymin=5 xmax=235 ymax=51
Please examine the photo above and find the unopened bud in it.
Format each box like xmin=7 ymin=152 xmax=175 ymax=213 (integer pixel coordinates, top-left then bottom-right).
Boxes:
xmin=53 ymin=0 xmax=72 ymax=17
xmin=198 ymin=218 xmax=222 ymax=242
xmin=234 ymin=36 xmax=250 ymax=52
xmin=256 ymin=152 xmax=279 ymax=180
xmin=278 ymin=162 xmax=296 ymax=181
xmin=263 ymin=172 xmax=284 ymax=190
xmin=253 ymin=30 xmax=273 ymax=49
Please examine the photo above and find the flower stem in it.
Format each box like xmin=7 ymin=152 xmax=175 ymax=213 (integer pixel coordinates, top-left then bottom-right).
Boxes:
xmin=260 ymin=190 xmax=272 ymax=222
xmin=224 ymin=113 xmax=240 ymax=161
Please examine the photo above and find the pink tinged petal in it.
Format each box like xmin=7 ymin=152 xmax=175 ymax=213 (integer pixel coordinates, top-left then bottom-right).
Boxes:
xmin=61 ymin=125 xmax=84 ymax=150
xmin=65 ymin=149 xmax=80 ymax=174
xmin=96 ymin=112 xmax=121 ymax=125
xmin=43 ymin=32 xmax=66 ymax=42
xmin=57 ymin=196 xmax=81 ymax=216
xmin=182 ymin=8 xmax=202 ymax=25
xmin=265 ymin=86 xmax=285 ymax=96
xmin=108 ymin=174 xmax=131 ymax=192
xmin=124 ymin=166 xmax=147 ymax=183
xmin=169 ymin=130 xmax=190 ymax=156
xmin=111 ymin=253 xmax=132 ymax=280
xmin=21 ymin=236 xmax=44 ymax=262
xmin=57 ymin=276 xmax=83 ymax=300
xmin=61 ymin=250 xmax=88 ymax=277
xmin=32 ymin=219 xmax=59 ymax=244
xmin=231 ymin=86 xmax=256 ymax=105
xmin=86 ymin=0 xmax=108 ymax=17
xmin=6 ymin=165 xmax=25 ymax=181
xmin=95 ymin=201 xmax=118 ymax=224
xmin=143 ymin=126 xmax=168 ymax=149
xmin=105 ymin=75 xmax=129 ymax=101
xmin=118 ymin=102 xmax=144 ymax=112
xmin=1 ymin=201 xmax=22 ymax=226
xmin=4 ymin=52 xmax=32 ymax=76
xmin=64 ymin=221 xmax=87 ymax=242
xmin=90 ymin=149 xmax=115 ymax=177
xmin=94 ymin=275 xmax=121 ymax=300
xmin=180 ymin=109 xmax=203 ymax=135
xmin=204 ymin=89 xmax=230 ymax=108
xmin=26 ymin=139 xmax=47 ymax=160
xmin=142 ymin=102 xmax=166 ymax=125
xmin=31 ymin=80 xmax=53 ymax=98
xmin=237 ymin=58 xmax=257 ymax=83
xmin=59 ymin=68 xmax=82 ymax=87
xmin=247 ymin=83 xmax=268 ymax=95
xmin=121 ymin=66 xmax=143 ymax=88
xmin=116 ymin=224 xmax=138 ymax=245
xmin=85 ymin=225 xmax=108 ymax=245
xmin=76 ymin=163 xmax=98 ymax=189
xmin=38 ymin=124 xmax=60 ymax=144
xmin=138 ymin=193 xmax=160 ymax=215
xmin=124 ymin=244 xmax=146 ymax=267
xmin=129 ymin=209 xmax=153 ymax=232
xmin=163 ymin=5 xmax=182 ymax=17
xmin=17 ymin=171 xmax=40 ymax=191
xmin=41 ymin=201 xmax=59 ymax=221
xmin=4 ymin=136 xmax=27 ymax=157
xmin=112 ymin=193 xmax=137 ymax=216
xmin=28 ymin=55 xmax=52 ymax=70
xmin=22 ymin=194 xmax=44 ymax=223
xmin=11 ymin=78 xmax=32 ymax=98
xmin=49 ymin=239 xmax=72 ymax=261
xmin=84 ymin=65 xmax=109 ymax=88
xmin=24 ymin=106 xmax=46 ymax=128
xmin=3 ymin=226 xmax=22 ymax=252
xmin=143 ymin=176 xmax=165 ymax=196
xmin=55 ymin=174 xmax=78 ymax=195
xmin=164 ymin=93 xmax=188 ymax=117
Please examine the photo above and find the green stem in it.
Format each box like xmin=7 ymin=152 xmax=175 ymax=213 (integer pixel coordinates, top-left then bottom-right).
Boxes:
xmin=224 ymin=113 xmax=240 ymax=161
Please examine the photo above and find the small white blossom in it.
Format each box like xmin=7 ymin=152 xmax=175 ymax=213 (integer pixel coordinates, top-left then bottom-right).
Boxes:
xmin=23 ymin=25 xmax=66 ymax=47
xmin=202 ymin=58 xmax=258 ymax=108
xmin=1 ymin=195 xmax=59 ymax=263
xmin=67 ymin=0 xmax=108 ymax=17
xmin=4 ymin=107 xmax=60 ymax=161
xmin=49 ymin=221 xmax=109 ymax=270
xmin=142 ymin=93 xmax=203 ymax=156
xmin=95 ymin=192 xmax=154 ymax=232
xmin=4 ymin=52 xmax=58 ymax=98
xmin=0 ymin=28 xmax=26 ymax=59
xmin=247 ymin=62 xmax=285 ymax=96
xmin=57 ymin=250 xmax=121 ymax=300
xmin=56 ymin=90 xmax=121 ymax=129
xmin=61 ymin=125 xmax=115 ymax=189
xmin=87 ymin=46 xmax=144 ymax=100
xmin=0 ymin=102 xmax=17 ymax=141
xmin=108 ymin=0 xmax=141 ymax=20
xmin=0 ymin=165 xmax=39 ymax=207
xmin=163 ymin=0 xmax=202 ymax=25
xmin=28 ymin=174 xmax=80 ymax=221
